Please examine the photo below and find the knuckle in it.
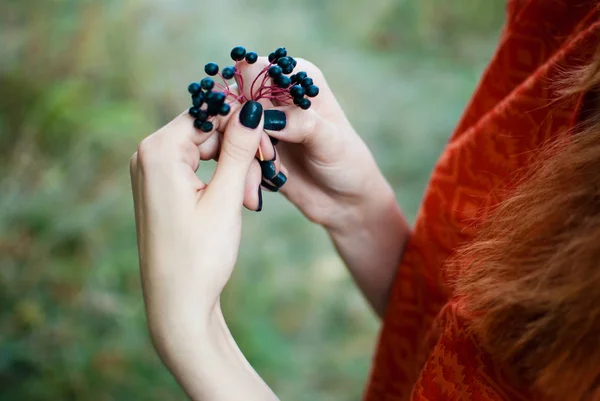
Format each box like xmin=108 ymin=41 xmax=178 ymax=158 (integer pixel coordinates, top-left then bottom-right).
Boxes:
xmin=137 ymin=137 xmax=159 ymax=167
xmin=301 ymin=110 xmax=319 ymax=139
xmin=221 ymin=135 xmax=251 ymax=163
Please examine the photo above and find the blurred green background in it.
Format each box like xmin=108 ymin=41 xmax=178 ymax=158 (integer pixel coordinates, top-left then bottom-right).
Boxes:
xmin=0 ymin=0 xmax=504 ymax=399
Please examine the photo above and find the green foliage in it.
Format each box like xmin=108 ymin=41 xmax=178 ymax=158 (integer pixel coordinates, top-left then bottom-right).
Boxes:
xmin=0 ymin=0 xmax=503 ymax=399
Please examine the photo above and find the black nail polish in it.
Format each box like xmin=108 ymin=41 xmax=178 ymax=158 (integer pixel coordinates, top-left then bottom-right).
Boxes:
xmin=269 ymin=135 xmax=279 ymax=145
xmin=270 ymin=144 xmax=277 ymax=161
xmin=261 ymin=180 xmax=279 ymax=192
xmin=239 ymin=101 xmax=263 ymax=129
xmin=270 ymin=171 xmax=287 ymax=188
xmin=259 ymin=160 xmax=277 ymax=180
xmin=257 ymin=186 xmax=263 ymax=212
xmin=264 ymin=110 xmax=286 ymax=131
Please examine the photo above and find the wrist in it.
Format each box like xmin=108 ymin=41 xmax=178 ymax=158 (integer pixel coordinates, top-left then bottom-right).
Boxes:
xmin=150 ymin=303 xmax=278 ymax=400
xmin=323 ymin=178 xmax=409 ymax=315
xmin=147 ymin=301 xmax=218 ymax=363
xmin=324 ymin=176 xmax=398 ymax=237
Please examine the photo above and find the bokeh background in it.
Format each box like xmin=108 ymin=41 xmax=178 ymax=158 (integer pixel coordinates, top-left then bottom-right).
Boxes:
xmin=0 ymin=0 xmax=505 ymax=399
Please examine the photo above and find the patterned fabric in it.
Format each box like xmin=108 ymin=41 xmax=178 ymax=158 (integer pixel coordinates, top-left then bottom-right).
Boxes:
xmin=364 ymin=1 xmax=600 ymax=400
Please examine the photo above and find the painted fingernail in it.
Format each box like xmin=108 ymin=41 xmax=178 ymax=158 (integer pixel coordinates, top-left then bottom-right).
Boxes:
xmin=259 ymin=160 xmax=277 ymax=180
xmin=261 ymin=179 xmax=279 ymax=192
xmin=264 ymin=110 xmax=286 ymax=131
xmin=270 ymin=171 xmax=287 ymax=188
xmin=270 ymin=144 xmax=277 ymax=161
xmin=269 ymin=136 xmax=279 ymax=145
xmin=257 ymin=186 xmax=263 ymax=212
xmin=239 ymin=100 xmax=263 ymax=129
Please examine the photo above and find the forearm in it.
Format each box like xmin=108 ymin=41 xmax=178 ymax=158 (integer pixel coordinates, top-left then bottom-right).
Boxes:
xmin=326 ymin=181 xmax=410 ymax=317
xmin=150 ymin=304 xmax=278 ymax=401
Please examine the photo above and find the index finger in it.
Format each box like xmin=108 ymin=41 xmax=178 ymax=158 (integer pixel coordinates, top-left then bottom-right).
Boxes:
xmin=160 ymin=84 xmax=243 ymax=147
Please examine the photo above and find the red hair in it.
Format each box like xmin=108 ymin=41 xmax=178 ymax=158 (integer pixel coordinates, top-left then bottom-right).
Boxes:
xmin=453 ymin=50 xmax=600 ymax=401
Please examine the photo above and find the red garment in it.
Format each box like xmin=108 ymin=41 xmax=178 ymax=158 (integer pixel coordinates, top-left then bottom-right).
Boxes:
xmin=364 ymin=1 xmax=600 ymax=400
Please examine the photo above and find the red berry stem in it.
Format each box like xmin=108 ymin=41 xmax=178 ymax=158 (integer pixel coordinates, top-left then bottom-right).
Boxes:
xmin=234 ymin=61 xmax=248 ymax=101
xmin=250 ymin=64 xmax=272 ymax=100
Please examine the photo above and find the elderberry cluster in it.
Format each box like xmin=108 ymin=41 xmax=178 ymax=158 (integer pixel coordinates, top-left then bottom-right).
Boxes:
xmin=266 ymin=47 xmax=319 ymax=110
xmin=187 ymin=78 xmax=231 ymax=132
xmin=186 ymin=46 xmax=320 ymax=129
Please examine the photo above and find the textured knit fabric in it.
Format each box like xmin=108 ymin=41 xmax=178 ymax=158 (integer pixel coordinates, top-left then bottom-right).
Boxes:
xmin=364 ymin=1 xmax=600 ymax=400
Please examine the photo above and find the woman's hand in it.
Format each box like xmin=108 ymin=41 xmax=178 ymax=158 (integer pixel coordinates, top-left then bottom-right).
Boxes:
xmin=239 ymin=58 xmax=410 ymax=315
xmin=238 ymin=58 xmax=391 ymax=230
xmin=130 ymin=102 xmax=278 ymax=400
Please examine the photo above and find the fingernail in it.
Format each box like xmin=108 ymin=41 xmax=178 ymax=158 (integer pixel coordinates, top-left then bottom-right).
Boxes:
xmin=256 ymin=186 xmax=263 ymax=212
xmin=270 ymin=171 xmax=287 ymax=188
xmin=259 ymin=160 xmax=277 ymax=180
xmin=264 ymin=110 xmax=286 ymax=131
xmin=270 ymin=144 xmax=277 ymax=161
xmin=261 ymin=179 xmax=279 ymax=192
xmin=269 ymin=136 xmax=279 ymax=145
xmin=239 ymin=100 xmax=263 ymax=129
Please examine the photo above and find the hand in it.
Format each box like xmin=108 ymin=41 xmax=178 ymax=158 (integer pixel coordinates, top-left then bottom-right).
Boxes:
xmin=131 ymin=100 xmax=264 ymax=334
xmin=130 ymin=101 xmax=278 ymax=400
xmin=240 ymin=58 xmax=394 ymax=233
xmin=237 ymin=58 xmax=408 ymax=315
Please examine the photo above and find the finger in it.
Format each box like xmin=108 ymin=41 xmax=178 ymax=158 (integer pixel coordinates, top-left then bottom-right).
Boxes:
xmin=197 ymin=84 xmax=242 ymax=162
xmin=257 ymin=140 xmax=280 ymax=181
xmin=198 ymin=131 xmax=221 ymax=161
xmin=235 ymin=57 xmax=277 ymax=163
xmin=203 ymin=101 xmax=264 ymax=209
xmin=160 ymin=83 xmax=243 ymax=153
xmin=263 ymin=106 xmax=333 ymax=152
xmin=243 ymin=159 xmax=263 ymax=212
xmin=257 ymin=131 xmax=275 ymax=161
xmin=269 ymin=57 xmax=333 ymax=111
xmin=261 ymin=164 xmax=289 ymax=193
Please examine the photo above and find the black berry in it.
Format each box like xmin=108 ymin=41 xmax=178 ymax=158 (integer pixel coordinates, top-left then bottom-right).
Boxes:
xmin=300 ymin=77 xmax=313 ymax=88
xmin=291 ymin=58 xmax=297 ymax=68
xmin=299 ymin=98 xmax=311 ymax=110
xmin=230 ymin=46 xmax=247 ymax=61
xmin=192 ymin=94 xmax=204 ymax=108
xmin=188 ymin=82 xmax=201 ymax=94
xmin=211 ymin=91 xmax=226 ymax=105
xmin=222 ymin=66 xmax=235 ymax=80
xmin=290 ymin=85 xmax=305 ymax=98
xmin=293 ymin=97 xmax=303 ymax=106
xmin=295 ymin=71 xmax=307 ymax=81
xmin=219 ymin=103 xmax=231 ymax=116
xmin=194 ymin=119 xmax=204 ymax=129
xmin=274 ymin=47 xmax=287 ymax=59
xmin=204 ymin=63 xmax=219 ymax=76
xmin=197 ymin=109 xmax=208 ymax=122
xmin=276 ymin=75 xmax=291 ymax=88
xmin=268 ymin=52 xmax=277 ymax=63
xmin=277 ymin=57 xmax=291 ymax=69
xmin=189 ymin=107 xmax=200 ymax=117
xmin=305 ymin=85 xmax=319 ymax=97
xmin=207 ymin=103 xmax=220 ymax=116
xmin=245 ymin=52 xmax=258 ymax=64
xmin=281 ymin=64 xmax=294 ymax=75
xmin=268 ymin=65 xmax=282 ymax=78
xmin=201 ymin=78 xmax=214 ymax=90
xmin=201 ymin=121 xmax=213 ymax=132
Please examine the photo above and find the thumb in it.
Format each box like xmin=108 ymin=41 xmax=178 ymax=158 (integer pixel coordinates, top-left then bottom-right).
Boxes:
xmin=205 ymin=100 xmax=263 ymax=208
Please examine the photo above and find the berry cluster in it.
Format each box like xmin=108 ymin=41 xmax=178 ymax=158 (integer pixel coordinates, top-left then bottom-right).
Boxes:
xmin=187 ymin=46 xmax=319 ymax=130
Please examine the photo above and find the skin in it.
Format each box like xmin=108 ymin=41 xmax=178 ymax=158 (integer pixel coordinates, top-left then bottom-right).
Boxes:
xmin=130 ymin=57 xmax=410 ymax=399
